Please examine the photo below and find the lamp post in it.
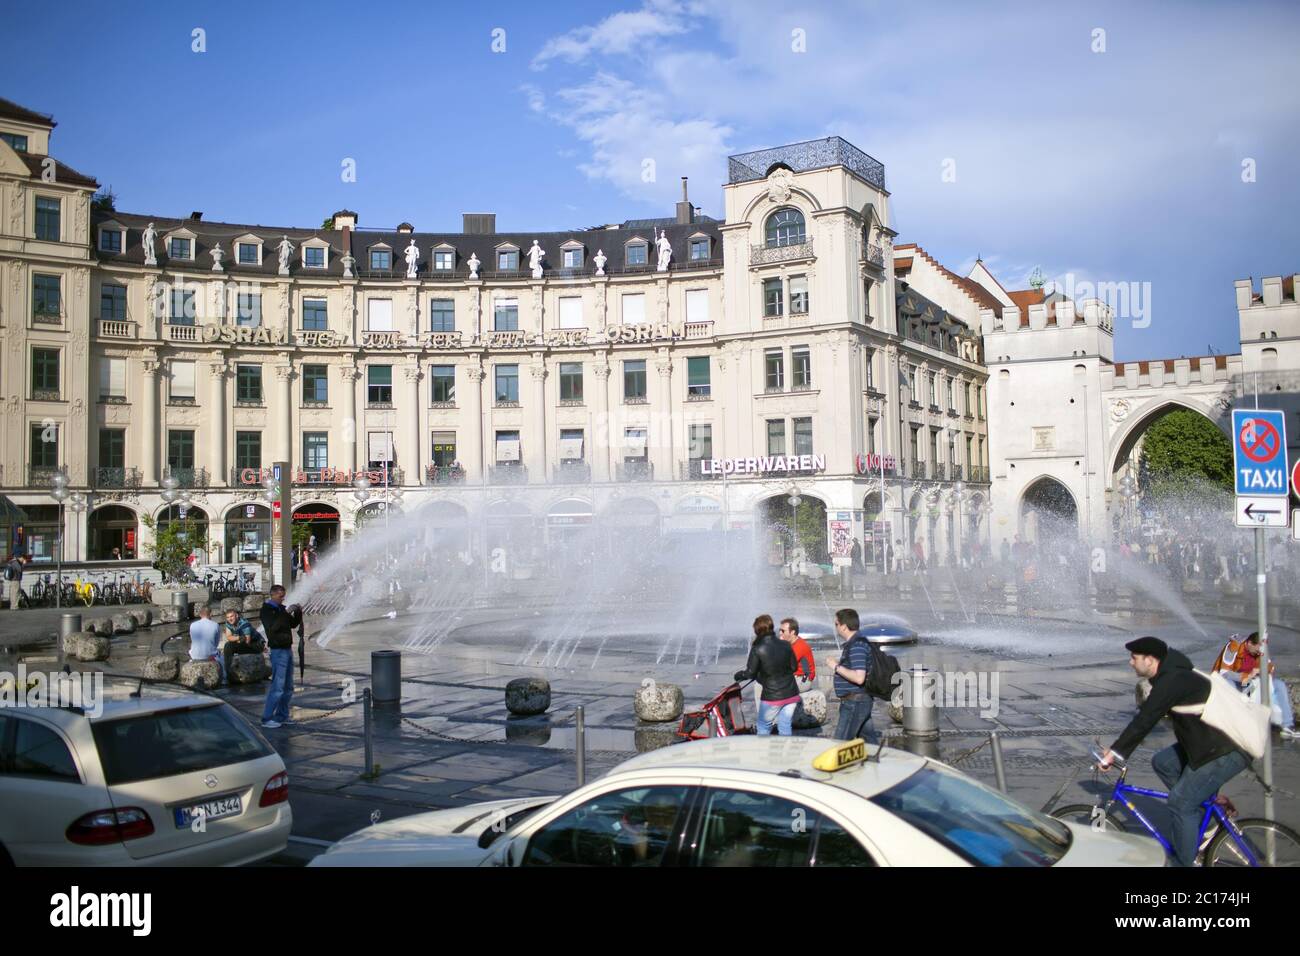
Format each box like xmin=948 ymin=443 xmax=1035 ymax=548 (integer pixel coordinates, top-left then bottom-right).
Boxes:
xmin=353 ymin=475 xmax=371 ymax=536
xmin=951 ymin=480 xmax=967 ymax=567
xmin=1118 ymin=471 xmax=1138 ymax=544
xmin=787 ymin=491 xmax=802 ymax=573
xmin=50 ymin=473 xmax=69 ymax=608
xmin=69 ymin=491 xmax=88 ymax=564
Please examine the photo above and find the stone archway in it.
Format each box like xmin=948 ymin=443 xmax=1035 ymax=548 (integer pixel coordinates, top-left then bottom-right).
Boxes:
xmin=758 ymin=492 xmax=828 ymax=568
xmin=1020 ymin=477 xmax=1078 ymax=544
xmin=88 ymin=505 xmax=138 ymax=560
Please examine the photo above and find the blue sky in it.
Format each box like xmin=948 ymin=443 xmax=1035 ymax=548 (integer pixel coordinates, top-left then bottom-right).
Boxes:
xmin=3 ymin=0 xmax=1297 ymax=360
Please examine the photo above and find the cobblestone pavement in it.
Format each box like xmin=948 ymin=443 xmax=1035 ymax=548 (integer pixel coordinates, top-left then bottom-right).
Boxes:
xmin=5 ymin=594 xmax=1297 ymax=864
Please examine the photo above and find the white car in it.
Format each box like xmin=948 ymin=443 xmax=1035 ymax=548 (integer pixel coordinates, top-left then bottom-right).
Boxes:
xmin=311 ymin=737 xmax=1164 ymax=867
xmin=0 ymin=681 xmax=292 ymax=866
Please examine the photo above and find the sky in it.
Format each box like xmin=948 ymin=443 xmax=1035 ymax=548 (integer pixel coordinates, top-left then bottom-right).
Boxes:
xmin=2 ymin=0 xmax=1297 ymax=361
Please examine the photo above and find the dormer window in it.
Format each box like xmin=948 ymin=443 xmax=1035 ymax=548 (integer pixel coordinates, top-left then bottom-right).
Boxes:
xmin=0 ymin=132 xmax=28 ymax=153
xmin=301 ymin=238 xmax=330 ymax=270
xmin=433 ymin=245 xmax=455 ymax=271
xmin=369 ymin=246 xmax=392 ymax=271
xmin=561 ymin=241 xmax=584 ymax=269
xmin=625 ymin=238 xmax=648 ymax=266
xmin=689 ymin=234 xmax=710 ymax=261
xmin=168 ymin=237 xmax=193 ymax=260
xmin=496 ymin=244 xmax=519 ymax=271
xmin=98 ymin=221 xmax=125 ymax=254
xmin=238 ymin=242 xmax=260 ymax=264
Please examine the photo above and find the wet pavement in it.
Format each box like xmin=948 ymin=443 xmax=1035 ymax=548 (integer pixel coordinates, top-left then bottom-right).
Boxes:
xmin=4 ymin=589 xmax=1298 ymax=864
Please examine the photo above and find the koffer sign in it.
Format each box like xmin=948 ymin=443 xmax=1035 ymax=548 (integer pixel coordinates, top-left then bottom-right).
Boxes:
xmin=1232 ymin=409 xmax=1289 ymax=496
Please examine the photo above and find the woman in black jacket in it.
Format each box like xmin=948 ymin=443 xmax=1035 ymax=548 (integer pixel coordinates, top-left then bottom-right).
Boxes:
xmin=735 ymin=614 xmax=800 ymax=736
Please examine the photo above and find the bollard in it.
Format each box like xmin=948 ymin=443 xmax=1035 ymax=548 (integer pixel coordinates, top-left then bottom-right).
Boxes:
xmin=59 ymin=612 xmax=82 ymax=656
xmin=171 ymin=590 xmax=190 ymax=622
xmin=371 ymin=649 xmax=401 ymax=704
xmin=990 ymin=731 xmax=1007 ymax=793
xmin=901 ymin=666 xmax=940 ymax=739
xmin=363 ymin=688 xmax=374 ymax=777
xmin=575 ymin=705 xmax=586 ymax=788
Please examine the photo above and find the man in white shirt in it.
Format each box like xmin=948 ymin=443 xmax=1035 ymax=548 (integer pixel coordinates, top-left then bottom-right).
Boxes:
xmin=189 ymin=604 xmax=224 ymax=682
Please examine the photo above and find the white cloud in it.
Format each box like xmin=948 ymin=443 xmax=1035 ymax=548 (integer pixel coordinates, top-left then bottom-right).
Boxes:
xmin=532 ymin=0 xmax=697 ymax=69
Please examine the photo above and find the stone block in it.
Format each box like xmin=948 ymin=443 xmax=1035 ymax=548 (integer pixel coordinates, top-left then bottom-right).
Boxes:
xmin=219 ymin=597 xmax=244 ymax=615
xmin=64 ymin=633 xmax=111 ymax=662
xmin=88 ymin=617 xmax=115 ymax=637
xmin=1181 ymin=579 xmax=1204 ymax=595
xmin=156 ymin=606 xmax=182 ymax=624
xmin=243 ymin=593 xmax=266 ymax=612
xmin=142 ymin=655 xmax=179 ymax=681
xmin=128 ymin=608 xmax=153 ymax=628
xmin=634 ymin=678 xmax=683 ymax=723
xmin=179 ymin=660 xmax=222 ymax=691
xmin=228 ymin=653 xmax=271 ymax=684
xmin=792 ymin=690 xmax=828 ymax=729
xmin=505 ymin=677 xmax=550 ymax=716
xmin=111 ymin=613 xmax=137 ymax=635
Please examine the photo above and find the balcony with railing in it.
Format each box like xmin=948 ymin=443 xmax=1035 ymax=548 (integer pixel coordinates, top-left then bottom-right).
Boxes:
xmin=865 ymin=242 xmax=885 ymax=268
xmin=750 ymin=239 xmax=814 ymax=266
xmin=683 ymin=321 xmax=714 ymax=339
xmin=951 ymin=464 xmax=964 ymax=481
xmin=32 ymin=308 xmax=63 ymax=325
xmin=163 ymin=466 xmax=210 ymax=488
xmin=489 ymin=464 xmax=528 ymax=485
xmin=728 ymin=136 xmax=886 ymax=190
xmin=554 ymin=461 xmax=592 ymax=484
xmin=910 ymin=459 xmax=926 ymax=479
xmin=165 ymin=323 xmax=199 ymax=342
xmin=680 ymin=459 xmax=711 ymax=480
xmin=28 ymin=465 xmax=67 ymax=486
xmin=969 ymin=466 xmax=990 ymax=484
xmin=934 ymin=462 xmax=949 ymax=481
xmin=95 ymin=466 xmax=142 ymax=489
xmin=616 ymin=460 xmax=653 ymax=482
xmin=425 ymin=464 xmax=467 ymax=485
xmin=98 ymin=319 xmax=136 ymax=339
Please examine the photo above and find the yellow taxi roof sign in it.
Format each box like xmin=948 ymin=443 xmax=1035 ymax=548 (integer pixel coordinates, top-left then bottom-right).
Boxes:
xmin=812 ymin=739 xmax=867 ymax=772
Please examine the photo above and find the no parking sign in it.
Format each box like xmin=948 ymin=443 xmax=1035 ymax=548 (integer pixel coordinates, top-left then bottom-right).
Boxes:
xmin=1232 ymin=409 xmax=1288 ymax=496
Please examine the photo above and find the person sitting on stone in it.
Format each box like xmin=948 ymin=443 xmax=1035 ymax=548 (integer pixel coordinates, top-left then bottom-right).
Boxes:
xmin=188 ymin=604 xmax=224 ymax=682
xmin=221 ymin=607 xmax=265 ymax=680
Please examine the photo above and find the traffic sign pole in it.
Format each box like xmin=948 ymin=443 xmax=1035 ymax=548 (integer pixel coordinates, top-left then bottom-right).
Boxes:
xmin=1256 ymin=527 xmax=1275 ymax=851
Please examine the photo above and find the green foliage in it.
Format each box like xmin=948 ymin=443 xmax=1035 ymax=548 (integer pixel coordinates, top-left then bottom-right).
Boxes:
xmin=291 ymin=521 xmax=313 ymax=550
xmin=91 ymin=187 xmax=116 ymax=213
xmin=141 ymin=514 xmax=206 ymax=583
xmin=1139 ymin=410 xmax=1232 ymax=491
xmin=320 ymin=216 xmax=334 ymax=230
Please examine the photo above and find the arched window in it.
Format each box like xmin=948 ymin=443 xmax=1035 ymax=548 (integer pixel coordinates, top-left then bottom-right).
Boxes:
xmin=765 ymin=208 xmax=805 ymax=248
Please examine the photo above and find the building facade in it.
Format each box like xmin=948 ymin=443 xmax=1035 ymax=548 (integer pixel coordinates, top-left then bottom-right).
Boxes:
xmin=3 ymin=96 xmax=1287 ymax=572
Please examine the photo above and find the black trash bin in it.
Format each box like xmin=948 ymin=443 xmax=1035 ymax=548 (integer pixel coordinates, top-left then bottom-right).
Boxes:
xmin=372 ymin=650 xmax=401 ymax=704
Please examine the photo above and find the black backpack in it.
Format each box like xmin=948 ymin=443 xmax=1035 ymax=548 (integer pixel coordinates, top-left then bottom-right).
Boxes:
xmin=862 ymin=639 xmax=901 ymax=700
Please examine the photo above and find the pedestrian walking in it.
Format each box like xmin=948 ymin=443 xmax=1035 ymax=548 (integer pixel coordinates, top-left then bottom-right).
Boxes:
xmin=733 ymin=614 xmax=800 ymax=736
xmin=1099 ymin=637 xmax=1253 ymax=866
xmin=825 ymin=608 xmax=876 ymax=742
xmin=4 ymin=553 xmax=29 ymax=610
xmin=850 ymin=538 xmax=863 ymax=572
xmin=260 ymin=585 xmax=303 ymax=729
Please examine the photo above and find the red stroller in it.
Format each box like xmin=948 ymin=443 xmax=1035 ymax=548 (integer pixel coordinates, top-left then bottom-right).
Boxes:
xmin=676 ymin=681 xmax=753 ymax=740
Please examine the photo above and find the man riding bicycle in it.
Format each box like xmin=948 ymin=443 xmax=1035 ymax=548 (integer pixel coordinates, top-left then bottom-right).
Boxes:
xmin=1098 ymin=636 xmax=1251 ymax=866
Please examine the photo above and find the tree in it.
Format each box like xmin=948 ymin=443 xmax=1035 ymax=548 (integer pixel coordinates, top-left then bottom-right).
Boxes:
xmin=1139 ymin=410 xmax=1233 ymax=490
xmin=91 ymin=187 xmax=117 ymax=213
xmin=141 ymin=514 xmax=206 ymax=584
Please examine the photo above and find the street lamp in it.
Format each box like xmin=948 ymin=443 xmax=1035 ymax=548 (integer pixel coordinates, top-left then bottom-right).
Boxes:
xmin=50 ymin=472 xmax=69 ymax=608
xmin=787 ymin=491 xmax=802 ymax=572
xmin=69 ymin=491 xmax=88 ymax=564
xmin=1118 ymin=472 xmax=1138 ymax=542
xmin=951 ymin=480 xmax=967 ymax=566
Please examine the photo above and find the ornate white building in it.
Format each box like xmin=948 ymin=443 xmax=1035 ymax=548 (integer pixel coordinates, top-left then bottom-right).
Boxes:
xmin=0 ymin=95 xmax=1290 ymax=572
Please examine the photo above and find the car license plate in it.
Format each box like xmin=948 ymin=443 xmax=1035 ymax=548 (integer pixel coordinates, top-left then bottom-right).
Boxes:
xmin=174 ymin=794 xmax=242 ymax=828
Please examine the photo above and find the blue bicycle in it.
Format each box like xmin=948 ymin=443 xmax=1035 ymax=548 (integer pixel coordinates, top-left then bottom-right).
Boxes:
xmin=1051 ymin=748 xmax=1299 ymax=866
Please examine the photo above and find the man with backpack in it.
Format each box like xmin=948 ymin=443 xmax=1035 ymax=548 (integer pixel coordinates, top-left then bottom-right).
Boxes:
xmin=4 ymin=554 xmax=29 ymax=610
xmin=1099 ymin=636 xmax=1255 ymax=866
xmin=826 ymin=608 xmax=879 ymax=742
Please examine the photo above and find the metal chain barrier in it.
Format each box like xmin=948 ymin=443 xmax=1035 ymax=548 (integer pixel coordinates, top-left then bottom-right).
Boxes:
xmin=292 ymin=699 xmax=364 ymax=724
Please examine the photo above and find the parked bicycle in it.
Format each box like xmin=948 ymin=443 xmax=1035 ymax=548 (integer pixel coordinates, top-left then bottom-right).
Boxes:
xmin=1051 ymin=747 xmax=1300 ymax=866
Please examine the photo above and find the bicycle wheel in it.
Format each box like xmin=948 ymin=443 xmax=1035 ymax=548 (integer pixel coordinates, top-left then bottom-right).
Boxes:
xmin=81 ymin=586 xmax=94 ymax=607
xmin=1206 ymin=818 xmax=1300 ymax=866
xmin=1051 ymin=803 xmax=1128 ymax=833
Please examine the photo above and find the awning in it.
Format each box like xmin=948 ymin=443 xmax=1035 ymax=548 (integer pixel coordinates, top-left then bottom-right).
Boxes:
xmin=368 ymin=432 xmax=393 ymax=463
xmin=625 ymin=431 xmax=648 ymax=454
xmin=558 ymin=437 xmax=584 ymax=460
xmin=496 ymin=438 xmax=521 ymax=462
xmin=0 ymin=496 xmax=30 ymax=524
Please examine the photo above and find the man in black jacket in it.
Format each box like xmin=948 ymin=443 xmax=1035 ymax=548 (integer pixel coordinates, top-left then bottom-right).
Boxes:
xmin=259 ymin=585 xmax=303 ymax=729
xmin=1100 ymin=636 xmax=1250 ymax=866
xmin=735 ymin=614 xmax=800 ymax=736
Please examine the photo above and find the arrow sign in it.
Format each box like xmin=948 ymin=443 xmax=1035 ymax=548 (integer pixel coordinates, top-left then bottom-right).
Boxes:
xmin=1232 ymin=409 xmax=1289 ymax=496
xmin=1236 ymin=495 xmax=1290 ymax=529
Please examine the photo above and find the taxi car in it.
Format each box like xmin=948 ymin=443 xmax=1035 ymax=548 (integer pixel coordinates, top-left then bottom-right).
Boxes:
xmin=0 ymin=679 xmax=292 ymax=866
xmin=310 ymin=736 xmax=1164 ymax=867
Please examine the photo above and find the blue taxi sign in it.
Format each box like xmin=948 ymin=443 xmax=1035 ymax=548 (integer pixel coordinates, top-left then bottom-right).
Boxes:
xmin=1232 ymin=409 xmax=1289 ymax=496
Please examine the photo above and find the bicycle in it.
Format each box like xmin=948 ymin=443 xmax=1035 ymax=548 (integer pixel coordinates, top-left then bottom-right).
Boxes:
xmin=1052 ymin=747 xmax=1300 ymax=866
xmin=65 ymin=573 xmax=97 ymax=607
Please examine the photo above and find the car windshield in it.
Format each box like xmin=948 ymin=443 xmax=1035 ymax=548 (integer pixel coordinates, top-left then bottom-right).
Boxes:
xmin=870 ymin=765 xmax=1071 ymax=866
xmin=92 ymin=704 xmax=273 ymax=786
